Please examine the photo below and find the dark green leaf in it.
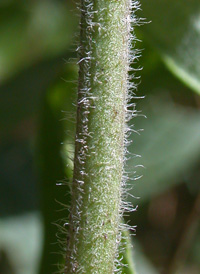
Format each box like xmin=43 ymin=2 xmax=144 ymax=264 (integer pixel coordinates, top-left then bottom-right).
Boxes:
xmin=140 ymin=0 xmax=200 ymax=93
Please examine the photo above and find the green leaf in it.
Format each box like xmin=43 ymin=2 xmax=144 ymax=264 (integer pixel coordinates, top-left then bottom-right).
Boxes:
xmin=0 ymin=213 xmax=42 ymax=274
xmin=0 ymin=57 xmax=59 ymax=138
xmin=37 ymin=65 xmax=77 ymax=274
xmin=120 ymin=228 xmax=137 ymax=274
xmin=0 ymin=0 xmax=77 ymax=81
xmin=133 ymin=241 xmax=159 ymax=274
xmin=0 ymin=54 xmax=75 ymax=139
xmin=129 ymin=98 xmax=200 ymax=201
xmin=140 ymin=0 xmax=200 ymax=93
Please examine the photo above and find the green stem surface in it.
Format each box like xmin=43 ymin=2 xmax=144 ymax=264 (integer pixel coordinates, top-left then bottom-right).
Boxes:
xmin=65 ymin=1 xmax=134 ymax=273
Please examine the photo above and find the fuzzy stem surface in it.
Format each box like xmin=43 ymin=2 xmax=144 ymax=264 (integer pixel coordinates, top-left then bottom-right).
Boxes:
xmin=65 ymin=1 xmax=136 ymax=273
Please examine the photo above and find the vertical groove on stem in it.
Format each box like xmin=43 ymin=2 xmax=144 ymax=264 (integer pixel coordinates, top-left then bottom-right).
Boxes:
xmin=64 ymin=1 xmax=139 ymax=273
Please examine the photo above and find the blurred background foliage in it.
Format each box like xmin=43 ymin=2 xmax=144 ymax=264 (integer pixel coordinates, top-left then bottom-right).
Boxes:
xmin=1 ymin=0 xmax=200 ymax=273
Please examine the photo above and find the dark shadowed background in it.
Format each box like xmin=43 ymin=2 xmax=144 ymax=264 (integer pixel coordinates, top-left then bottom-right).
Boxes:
xmin=1 ymin=0 xmax=200 ymax=273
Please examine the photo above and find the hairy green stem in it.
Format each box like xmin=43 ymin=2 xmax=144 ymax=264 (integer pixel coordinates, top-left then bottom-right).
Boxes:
xmin=65 ymin=1 xmax=138 ymax=273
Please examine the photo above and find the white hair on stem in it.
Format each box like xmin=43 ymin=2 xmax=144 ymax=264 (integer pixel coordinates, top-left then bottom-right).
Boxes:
xmin=57 ymin=1 xmax=143 ymax=273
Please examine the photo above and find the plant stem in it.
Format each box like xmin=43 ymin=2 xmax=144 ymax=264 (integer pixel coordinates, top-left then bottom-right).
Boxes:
xmin=65 ymin=1 xmax=137 ymax=273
